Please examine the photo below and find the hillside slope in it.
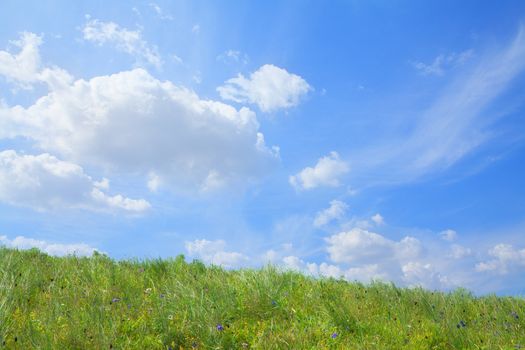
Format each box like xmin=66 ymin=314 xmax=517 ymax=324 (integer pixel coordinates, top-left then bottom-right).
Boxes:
xmin=0 ymin=247 xmax=523 ymax=349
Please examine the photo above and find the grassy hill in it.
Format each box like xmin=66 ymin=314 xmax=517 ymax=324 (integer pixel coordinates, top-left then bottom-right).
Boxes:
xmin=0 ymin=247 xmax=523 ymax=349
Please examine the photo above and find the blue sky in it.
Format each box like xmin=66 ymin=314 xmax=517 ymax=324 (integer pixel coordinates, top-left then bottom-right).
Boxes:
xmin=1 ymin=0 xmax=525 ymax=295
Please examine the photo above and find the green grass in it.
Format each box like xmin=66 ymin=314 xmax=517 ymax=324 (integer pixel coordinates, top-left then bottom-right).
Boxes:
xmin=0 ymin=247 xmax=523 ymax=349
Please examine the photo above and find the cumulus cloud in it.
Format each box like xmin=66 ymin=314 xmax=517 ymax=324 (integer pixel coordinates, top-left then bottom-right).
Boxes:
xmin=0 ymin=235 xmax=100 ymax=256
xmin=82 ymin=18 xmax=162 ymax=68
xmin=217 ymin=64 xmax=311 ymax=112
xmin=475 ymin=243 xmax=525 ymax=274
xmin=289 ymin=152 xmax=349 ymax=190
xmin=325 ymin=228 xmax=422 ymax=265
xmin=371 ymin=213 xmax=384 ymax=225
xmin=0 ymin=150 xmax=150 ymax=212
xmin=0 ymin=32 xmax=73 ymax=90
xmin=0 ymin=32 xmax=42 ymax=87
xmin=322 ymin=228 xmax=455 ymax=288
xmin=400 ymin=261 xmax=449 ymax=288
xmin=276 ymin=228 xmax=453 ymax=289
xmin=185 ymin=239 xmax=247 ymax=268
xmin=1 ymin=68 xmax=278 ymax=194
xmin=314 ymin=200 xmax=348 ymax=227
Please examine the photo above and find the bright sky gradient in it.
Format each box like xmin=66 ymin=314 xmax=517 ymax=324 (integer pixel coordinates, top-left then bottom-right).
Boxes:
xmin=1 ymin=1 xmax=525 ymax=295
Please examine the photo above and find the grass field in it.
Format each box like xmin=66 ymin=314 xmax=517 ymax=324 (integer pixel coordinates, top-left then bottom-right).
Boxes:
xmin=0 ymin=247 xmax=523 ymax=349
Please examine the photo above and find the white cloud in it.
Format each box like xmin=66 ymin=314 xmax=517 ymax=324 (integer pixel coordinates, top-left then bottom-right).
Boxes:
xmin=371 ymin=213 xmax=384 ymax=225
xmin=344 ymin=264 xmax=389 ymax=282
xmin=185 ymin=239 xmax=247 ymax=268
xmin=449 ymin=244 xmax=472 ymax=259
xmin=314 ymin=200 xmax=348 ymax=227
xmin=217 ymin=64 xmax=311 ymax=112
xmin=475 ymin=243 xmax=525 ymax=274
xmin=149 ymin=3 xmax=173 ymax=20
xmin=325 ymin=228 xmax=421 ymax=265
xmin=412 ymin=49 xmax=474 ymax=76
xmin=82 ymin=19 xmax=162 ymax=68
xmin=440 ymin=229 xmax=457 ymax=241
xmin=401 ymin=261 xmax=449 ymax=288
xmin=0 ymin=235 xmax=100 ymax=256
xmin=275 ymin=228 xmax=456 ymax=289
xmin=0 ymin=32 xmax=73 ymax=90
xmin=172 ymin=54 xmax=183 ymax=64
xmin=307 ymin=262 xmax=344 ymax=279
xmin=289 ymin=152 xmax=349 ymax=190
xmin=1 ymin=68 xmax=278 ymax=194
xmin=216 ymin=50 xmax=249 ymax=65
xmin=0 ymin=150 xmax=150 ymax=212
xmin=147 ymin=172 xmax=161 ymax=192
xmin=282 ymin=255 xmax=305 ymax=271
xmin=0 ymin=32 xmax=42 ymax=87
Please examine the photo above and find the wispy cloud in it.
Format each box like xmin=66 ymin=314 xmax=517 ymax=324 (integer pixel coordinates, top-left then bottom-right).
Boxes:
xmin=216 ymin=50 xmax=249 ymax=65
xmin=149 ymin=3 xmax=173 ymax=21
xmin=82 ymin=18 xmax=162 ymax=68
xmin=412 ymin=49 xmax=474 ymax=76
xmin=351 ymin=26 xmax=525 ymax=186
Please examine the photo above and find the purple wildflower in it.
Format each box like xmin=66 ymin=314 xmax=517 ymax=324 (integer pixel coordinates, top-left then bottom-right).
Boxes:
xmin=111 ymin=298 xmax=120 ymax=303
xmin=216 ymin=324 xmax=224 ymax=331
xmin=331 ymin=332 xmax=338 ymax=339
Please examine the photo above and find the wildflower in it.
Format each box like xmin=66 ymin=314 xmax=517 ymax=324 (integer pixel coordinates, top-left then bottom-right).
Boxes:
xmin=111 ymin=298 xmax=120 ymax=303
xmin=331 ymin=332 xmax=338 ymax=339
xmin=168 ymin=314 xmax=173 ymax=320
xmin=216 ymin=324 xmax=224 ymax=331
xmin=144 ymin=288 xmax=152 ymax=294
xmin=456 ymin=320 xmax=466 ymax=328
xmin=242 ymin=343 xmax=249 ymax=348
xmin=271 ymin=300 xmax=277 ymax=306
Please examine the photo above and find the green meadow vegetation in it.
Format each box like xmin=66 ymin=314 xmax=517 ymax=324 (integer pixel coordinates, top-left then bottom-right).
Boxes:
xmin=0 ymin=247 xmax=523 ymax=349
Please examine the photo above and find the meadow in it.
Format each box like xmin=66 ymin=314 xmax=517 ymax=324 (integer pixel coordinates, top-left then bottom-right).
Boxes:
xmin=0 ymin=247 xmax=523 ymax=349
